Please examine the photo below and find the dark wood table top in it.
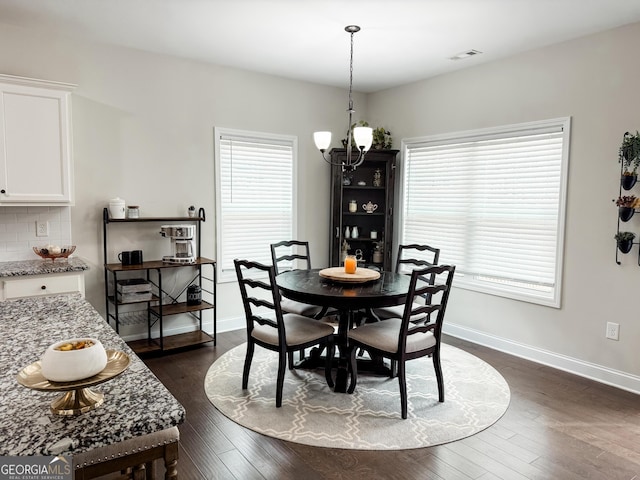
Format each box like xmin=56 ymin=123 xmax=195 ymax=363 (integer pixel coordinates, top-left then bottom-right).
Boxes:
xmin=276 ymin=268 xmax=412 ymax=310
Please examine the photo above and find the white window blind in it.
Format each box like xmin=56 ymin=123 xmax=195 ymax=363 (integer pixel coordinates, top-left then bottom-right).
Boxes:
xmin=401 ymin=118 xmax=570 ymax=307
xmin=215 ymin=128 xmax=296 ymax=282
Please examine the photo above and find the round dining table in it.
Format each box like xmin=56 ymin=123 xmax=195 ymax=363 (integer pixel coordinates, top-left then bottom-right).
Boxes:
xmin=275 ymin=268 xmax=413 ymax=392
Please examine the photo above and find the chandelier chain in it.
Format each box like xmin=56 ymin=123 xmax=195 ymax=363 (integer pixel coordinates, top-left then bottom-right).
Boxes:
xmin=348 ymin=30 xmax=354 ymax=113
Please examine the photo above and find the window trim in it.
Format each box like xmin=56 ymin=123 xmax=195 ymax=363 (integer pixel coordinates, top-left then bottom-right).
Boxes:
xmin=398 ymin=117 xmax=571 ymax=308
xmin=214 ymin=127 xmax=298 ymax=283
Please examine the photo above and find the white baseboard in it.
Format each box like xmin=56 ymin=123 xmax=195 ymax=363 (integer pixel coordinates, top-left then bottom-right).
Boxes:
xmin=119 ymin=316 xmax=245 ymax=342
xmin=444 ymin=322 xmax=640 ymax=395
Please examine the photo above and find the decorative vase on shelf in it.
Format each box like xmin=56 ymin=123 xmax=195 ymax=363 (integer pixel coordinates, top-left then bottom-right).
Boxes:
xmin=373 ymin=168 xmax=383 ymax=187
xmin=373 ymin=244 xmax=383 ymax=263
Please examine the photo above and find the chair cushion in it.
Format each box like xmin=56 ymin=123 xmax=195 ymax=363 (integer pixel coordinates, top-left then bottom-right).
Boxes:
xmin=252 ymin=313 xmax=334 ymax=347
xmin=373 ymin=302 xmax=427 ymax=323
xmin=280 ymin=298 xmax=323 ymax=317
xmin=347 ymin=318 xmax=436 ymax=354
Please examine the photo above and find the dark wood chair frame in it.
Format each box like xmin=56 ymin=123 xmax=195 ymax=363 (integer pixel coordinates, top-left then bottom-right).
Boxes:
xmin=271 ymin=240 xmax=336 ymax=364
xmin=270 ymin=239 xmax=332 ymax=320
xmin=395 ymin=244 xmax=441 ymax=274
xmin=234 ymin=259 xmax=335 ymax=407
xmin=371 ymin=244 xmax=441 ymax=320
xmin=369 ymin=244 xmax=442 ymax=375
xmin=270 ymin=239 xmax=313 ymax=274
xmin=348 ymin=264 xmax=456 ymax=419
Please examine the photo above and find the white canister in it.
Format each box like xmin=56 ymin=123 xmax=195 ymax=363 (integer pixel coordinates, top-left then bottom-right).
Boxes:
xmin=109 ymin=197 xmax=126 ymax=219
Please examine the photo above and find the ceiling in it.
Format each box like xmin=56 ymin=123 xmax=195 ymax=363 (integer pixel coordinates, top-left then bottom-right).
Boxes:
xmin=1 ymin=0 xmax=640 ymax=92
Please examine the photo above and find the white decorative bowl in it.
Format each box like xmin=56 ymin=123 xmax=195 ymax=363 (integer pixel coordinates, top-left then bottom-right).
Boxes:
xmin=40 ymin=338 xmax=108 ymax=382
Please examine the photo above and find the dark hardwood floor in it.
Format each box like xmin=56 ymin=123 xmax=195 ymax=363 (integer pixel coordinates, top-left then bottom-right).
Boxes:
xmin=142 ymin=332 xmax=640 ymax=480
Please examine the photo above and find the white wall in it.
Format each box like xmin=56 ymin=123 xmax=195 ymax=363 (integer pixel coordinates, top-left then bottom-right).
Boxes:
xmin=0 ymin=22 xmax=367 ymax=336
xmin=1 ymin=19 xmax=638 ymax=392
xmin=369 ymin=22 xmax=640 ymax=391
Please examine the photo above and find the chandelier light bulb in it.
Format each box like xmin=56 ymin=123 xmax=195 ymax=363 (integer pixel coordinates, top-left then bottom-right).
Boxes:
xmin=313 ymin=131 xmax=332 ymax=151
xmin=353 ymin=126 xmax=373 ymax=151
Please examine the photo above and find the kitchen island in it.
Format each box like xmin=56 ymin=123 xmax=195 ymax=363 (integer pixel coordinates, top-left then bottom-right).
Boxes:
xmin=0 ymin=292 xmax=185 ymax=477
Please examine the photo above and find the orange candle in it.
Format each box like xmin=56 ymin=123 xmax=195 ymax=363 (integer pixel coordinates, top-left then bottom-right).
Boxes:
xmin=344 ymin=255 xmax=357 ymax=274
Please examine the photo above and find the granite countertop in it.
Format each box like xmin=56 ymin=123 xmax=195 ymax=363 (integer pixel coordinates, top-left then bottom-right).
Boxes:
xmin=0 ymin=257 xmax=89 ymax=277
xmin=0 ymin=293 xmax=185 ymax=456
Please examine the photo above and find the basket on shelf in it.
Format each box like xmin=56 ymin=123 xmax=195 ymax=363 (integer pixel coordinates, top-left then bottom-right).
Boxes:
xmin=33 ymin=245 xmax=76 ymax=261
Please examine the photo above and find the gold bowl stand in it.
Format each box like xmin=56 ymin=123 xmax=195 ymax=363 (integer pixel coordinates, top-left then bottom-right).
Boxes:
xmin=16 ymin=350 xmax=130 ymax=415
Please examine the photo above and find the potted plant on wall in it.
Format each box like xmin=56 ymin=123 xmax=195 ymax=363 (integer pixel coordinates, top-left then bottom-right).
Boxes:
xmin=615 ymin=231 xmax=636 ymax=254
xmin=619 ymin=131 xmax=640 ymax=190
xmin=615 ymin=195 xmax=638 ymax=221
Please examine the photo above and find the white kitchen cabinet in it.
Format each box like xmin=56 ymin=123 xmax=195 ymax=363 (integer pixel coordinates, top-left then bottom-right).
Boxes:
xmin=0 ymin=271 xmax=85 ymax=301
xmin=0 ymin=74 xmax=76 ymax=205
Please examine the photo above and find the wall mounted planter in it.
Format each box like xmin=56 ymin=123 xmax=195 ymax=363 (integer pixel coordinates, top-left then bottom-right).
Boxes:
xmin=621 ymin=174 xmax=638 ymax=190
xmin=615 ymin=132 xmax=640 ymax=265
xmin=619 ymin=207 xmax=635 ymax=222
xmin=617 ymin=239 xmax=634 ymax=254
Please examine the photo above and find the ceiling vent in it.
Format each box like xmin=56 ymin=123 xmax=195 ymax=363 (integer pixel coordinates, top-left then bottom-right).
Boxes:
xmin=449 ymin=49 xmax=483 ymax=61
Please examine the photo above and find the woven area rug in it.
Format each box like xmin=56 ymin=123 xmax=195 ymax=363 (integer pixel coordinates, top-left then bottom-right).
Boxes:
xmin=204 ymin=343 xmax=510 ymax=450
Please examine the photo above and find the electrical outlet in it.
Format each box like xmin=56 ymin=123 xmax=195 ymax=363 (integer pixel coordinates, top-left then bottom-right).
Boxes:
xmin=606 ymin=322 xmax=620 ymax=341
xmin=36 ymin=221 xmax=49 ymax=237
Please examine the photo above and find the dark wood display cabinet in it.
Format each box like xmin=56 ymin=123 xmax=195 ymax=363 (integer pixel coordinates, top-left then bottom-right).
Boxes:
xmin=329 ymin=149 xmax=398 ymax=271
xmin=102 ymin=207 xmax=216 ymax=355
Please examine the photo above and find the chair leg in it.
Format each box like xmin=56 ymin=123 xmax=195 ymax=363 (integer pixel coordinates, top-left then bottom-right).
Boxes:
xmin=276 ymin=350 xmax=287 ymax=407
xmin=288 ymin=351 xmax=294 ymax=370
xmin=324 ymin=341 xmax=335 ymax=388
xmin=347 ymin=346 xmax=358 ymax=394
xmin=398 ymin=359 xmax=408 ymax=419
xmin=433 ymin=348 xmax=445 ymax=402
xmin=242 ymin=341 xmax=255 ymax=389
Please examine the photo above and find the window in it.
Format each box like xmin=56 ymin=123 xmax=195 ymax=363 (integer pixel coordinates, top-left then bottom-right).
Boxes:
xmin=400 ymin=118 xmax=570 ymax=307
xmin=214 ymin=128 xmax=296 ymax=282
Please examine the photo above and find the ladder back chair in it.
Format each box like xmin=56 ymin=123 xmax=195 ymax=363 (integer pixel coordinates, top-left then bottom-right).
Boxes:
xmin=234 ymin=259 xmax=335 ymax=408
xmin=373 ymin=244 xmax=441 ymax=322
xmin=347 ymin=264 xmax=456 ymax=419
xmin=270 ymin=240 xmax=328 ymax=319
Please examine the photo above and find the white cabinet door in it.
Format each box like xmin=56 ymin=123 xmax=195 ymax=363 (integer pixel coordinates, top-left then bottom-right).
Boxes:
xmin=0 ymin=74 xmax=76 ymax=205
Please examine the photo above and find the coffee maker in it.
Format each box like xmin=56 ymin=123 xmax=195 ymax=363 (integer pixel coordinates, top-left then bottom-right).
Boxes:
xmin=159 ymin=225 xmax=197 ymax=263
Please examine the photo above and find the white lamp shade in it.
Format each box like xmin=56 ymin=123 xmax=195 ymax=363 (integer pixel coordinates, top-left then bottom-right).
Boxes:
xmin=313 ymin=131 xmax=332 ymax=151
xmin=353 ymin=126 xmax=373 ymax=151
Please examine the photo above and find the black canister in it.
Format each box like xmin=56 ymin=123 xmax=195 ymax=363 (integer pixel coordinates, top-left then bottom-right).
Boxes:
xmin=187 ymin=285 xmax=202 ymax=305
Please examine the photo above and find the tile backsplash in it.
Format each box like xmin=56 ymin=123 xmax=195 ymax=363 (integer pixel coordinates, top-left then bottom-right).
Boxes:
xmin=0 ymin=206 xmax=72 ymax=261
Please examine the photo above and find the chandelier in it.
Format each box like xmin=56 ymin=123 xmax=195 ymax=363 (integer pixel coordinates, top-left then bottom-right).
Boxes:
xmin=313 ymin=25 xmax=373 ymax=172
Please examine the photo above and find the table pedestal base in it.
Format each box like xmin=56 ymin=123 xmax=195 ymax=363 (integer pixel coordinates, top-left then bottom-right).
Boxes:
xmin=295 ymin=347 xmax=392 ymax=393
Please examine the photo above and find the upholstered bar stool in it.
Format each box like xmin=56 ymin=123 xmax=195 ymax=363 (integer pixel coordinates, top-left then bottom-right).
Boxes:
xmin=73 ymin=426 xmax=179 ymax=480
